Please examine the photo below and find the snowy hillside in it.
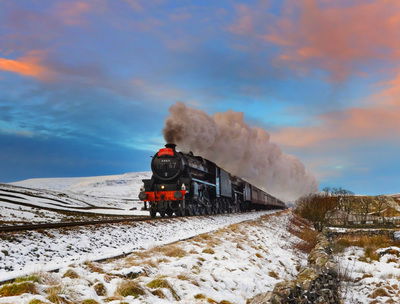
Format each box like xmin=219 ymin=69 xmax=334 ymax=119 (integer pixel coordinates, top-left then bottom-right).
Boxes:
xmin=1 ymin=172 xmax=152 ymax=224
xmin=11 ymin=172 xmax=152 ymax=199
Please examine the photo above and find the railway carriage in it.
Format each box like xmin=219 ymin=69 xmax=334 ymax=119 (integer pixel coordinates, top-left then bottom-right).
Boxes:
xmin=139 ymin=144 xmax=286 ymax=218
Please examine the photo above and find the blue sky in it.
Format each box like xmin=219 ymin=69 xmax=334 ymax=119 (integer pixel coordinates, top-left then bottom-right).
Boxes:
xmin=1 ymin=0 xmax=400 ymax=195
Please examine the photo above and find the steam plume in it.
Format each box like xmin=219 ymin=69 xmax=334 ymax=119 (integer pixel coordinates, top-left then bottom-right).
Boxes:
xmin=163 ymin=102 xmax=318 ymax=201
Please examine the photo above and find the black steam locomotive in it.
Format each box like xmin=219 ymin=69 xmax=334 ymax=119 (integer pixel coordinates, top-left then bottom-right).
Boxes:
xmin=139 ymin=144 xmax=286 ymax=218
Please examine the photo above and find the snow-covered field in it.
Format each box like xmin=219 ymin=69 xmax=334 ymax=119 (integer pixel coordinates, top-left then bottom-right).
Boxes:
xmin=0 ymin=210 xmax=280 ymax=282
xmin=0 ymin=172 xmax=152 ymax=223
xmin=0 ymin=210 xmax=306 ymax=304
xmin=337 ymin=246 xmax=400 ymax=303
xmin=11 ymin=172 xmax=151 ymax=199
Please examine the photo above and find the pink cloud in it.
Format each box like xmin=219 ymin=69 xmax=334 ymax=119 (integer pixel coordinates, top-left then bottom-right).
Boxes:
xmin=272 ymin=73 xmax=400 ymax=147
xmin=0 ymin=51 xmax=50 ymax=79
xmin=230 ymin=0 xmax=400 ymax=80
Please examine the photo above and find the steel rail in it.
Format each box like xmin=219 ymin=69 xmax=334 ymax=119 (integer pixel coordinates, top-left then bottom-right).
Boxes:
xmin=0 ymin=216 xmax=151 ymax=233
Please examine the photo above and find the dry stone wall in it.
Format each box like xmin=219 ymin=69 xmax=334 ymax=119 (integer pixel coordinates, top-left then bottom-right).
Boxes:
xmin=247 ymin=234 xmax=341 ymax=304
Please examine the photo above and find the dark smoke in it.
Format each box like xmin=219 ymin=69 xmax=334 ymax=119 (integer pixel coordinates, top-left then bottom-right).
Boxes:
xmin=163 ymin=102 xmax=318 ymax=201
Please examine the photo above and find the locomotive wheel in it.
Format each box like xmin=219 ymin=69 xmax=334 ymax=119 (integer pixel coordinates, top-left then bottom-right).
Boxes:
xmin=150 ymin=209 xmax=157 ymax=218
xmin=159 ymin=211 xmax=166 ymax=217
xmin=166 ymin=209 xmax=173 ymax=217
xmin=175 ymin=208 xmax=183 ymax=217
xmin=206 ymin=206 xmax=212 ymax=215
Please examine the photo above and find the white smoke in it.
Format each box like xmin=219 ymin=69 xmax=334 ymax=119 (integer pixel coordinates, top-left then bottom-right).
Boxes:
xmin=163 ymin=102 xmax=318 ymax=201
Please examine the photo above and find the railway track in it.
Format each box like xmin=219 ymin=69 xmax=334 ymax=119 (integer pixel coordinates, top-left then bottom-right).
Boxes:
xmin=0 ymin=216 xmax=151 ymax=233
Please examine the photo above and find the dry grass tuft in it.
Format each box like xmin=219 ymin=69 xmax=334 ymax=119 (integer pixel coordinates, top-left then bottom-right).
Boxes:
xmin=369 ymin=287 xmax=390 ymax=298
xmin=28 ymin=299 xmax=47 ymax=304
xmin=202 ymin=248 xmax=215 ymax=254
xmin=93 ymin=282 xmax=107 ymax=296
xmin=83 ymin=261 xmax=104 ymax=274
xmin=151 ymin=289 xmax=166 ymax=298
xmin=15 ymin=274 xmax=41 ymax=283
xmin=81 ymin=300 xmax=99 ymax=304
xmin=288 ymin=214 xmax=318 ymax=253
xmin=62 ymin=269 xmax=79 ymax=279
xmin=146 ymin=278 xmax=180 ymax=300
xmin=116 ymin=280 xmax=145 ymax=298
xmin=46 ymin=286 xmax=73 ymax=304
xmin=159 ymin=245 xmax=187 ymax=258
xmin=177 ymin=274 xmax=190 ymax=281
xmin=334 ymin=234 xmax=399 ymax=262
xmin=268 ymin=271 xmax=279 ymax=279
xmin=0 ymin=282 xmax=38 ymax=297
xmin=194 ymin=293 xmax=206 ymax=299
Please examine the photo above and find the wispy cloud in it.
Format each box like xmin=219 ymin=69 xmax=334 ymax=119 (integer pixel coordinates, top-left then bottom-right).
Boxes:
xmin=272 ymin=72 xmax=400 ymax=147
xmin=0 ymin=51 xmax=50 ymax=79
xmin=230 ymin=0 xmax=400 ymax=80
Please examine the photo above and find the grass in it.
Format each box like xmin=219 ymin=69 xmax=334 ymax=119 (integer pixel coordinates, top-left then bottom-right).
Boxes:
xmin=28 ymin=300 xmax=47 ymax=304
xmin=194 ymin=293 xmax=205 ymax=299
xmin=116 ymin=280 xmax=145 ymax=298
xmin=160 ymin=245 xmax=187 ymax=258
xmin=146 ymin=278 xmax=180 ymax=301
xmin=151 ymin=289 xmax=166 ymax=298
xmin=83 ymin=261 xmax=104 ymax=274
xmin=288 ymin=214 xmax=318 ymax=253
xmin=62 ymin=269 xmax=79 ymax=279
xmin=177 ymin=274 xmax=191 ymax=281
xmin=268 ymin=271 xmax=279 ymax=279
xmin=0 ymin=282 xmax=37 ymax=296
xmin=81 ymin=300 xmax=99 ymax=304
xmin=333 ymin=234 xmax=399 ymax=261
xmin=46 ymin=286 xmax=73 ymax=304
xmin=202 ymin=248 xmax=215 ymax=254
xmin=15 ymin=274 xmax=41 ymax=283
xmin=370 ymin=287 xmax=390 ymax=298
xmin=93 ymin=282 xmax=107 ymax=296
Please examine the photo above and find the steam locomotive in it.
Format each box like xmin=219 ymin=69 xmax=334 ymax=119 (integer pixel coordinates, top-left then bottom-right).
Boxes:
xmin=139 ymin=144 xmax=286 ymax=218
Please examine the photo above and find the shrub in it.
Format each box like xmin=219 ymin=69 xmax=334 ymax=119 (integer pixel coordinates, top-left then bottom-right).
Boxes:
xmin=294 ymin=193 xmax=339 ymax=231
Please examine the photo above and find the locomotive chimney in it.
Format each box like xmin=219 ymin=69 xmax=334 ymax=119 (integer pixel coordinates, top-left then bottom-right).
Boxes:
xmin=165 ymin=143 xmax=177 ymax=150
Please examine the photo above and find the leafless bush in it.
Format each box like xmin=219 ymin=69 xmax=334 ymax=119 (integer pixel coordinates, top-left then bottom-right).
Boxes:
xmin=294 ymin=193 xmax=339 ymax=231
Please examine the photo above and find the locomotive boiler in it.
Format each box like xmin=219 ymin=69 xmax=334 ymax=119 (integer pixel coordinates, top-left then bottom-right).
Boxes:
xmin=138 ymin=144 xmax=286 ymax=218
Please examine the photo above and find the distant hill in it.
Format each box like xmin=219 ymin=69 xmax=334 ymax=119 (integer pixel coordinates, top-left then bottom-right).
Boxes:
xmin=11 ymin=172 xmax=152 ymax=199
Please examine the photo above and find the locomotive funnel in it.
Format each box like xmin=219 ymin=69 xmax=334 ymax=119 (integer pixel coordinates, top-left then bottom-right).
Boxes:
xmin=165 ymin=143 xmax=177 ymax=150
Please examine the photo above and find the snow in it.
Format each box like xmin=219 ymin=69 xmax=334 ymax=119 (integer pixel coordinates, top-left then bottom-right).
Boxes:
xmin=11 ymin=171 xmax=151 ymax=199
xmin=0 ymin=211 xmax=306 ymax=304
xmin=0 ymin=173 xmax=153 ymax=224
xmin=336 ymin=245 xmax=400 ymax=303
xmin=0 ymin=210 xmax=280 ymax=282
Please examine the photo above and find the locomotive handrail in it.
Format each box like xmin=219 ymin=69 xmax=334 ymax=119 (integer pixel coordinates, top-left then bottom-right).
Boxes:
xmin=192 ymin=178 xmax=216 ymax=187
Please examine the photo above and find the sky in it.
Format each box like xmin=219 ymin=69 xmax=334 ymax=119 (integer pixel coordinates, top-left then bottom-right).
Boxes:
xmin=0 ymin=0 xmax=399 ymax=195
